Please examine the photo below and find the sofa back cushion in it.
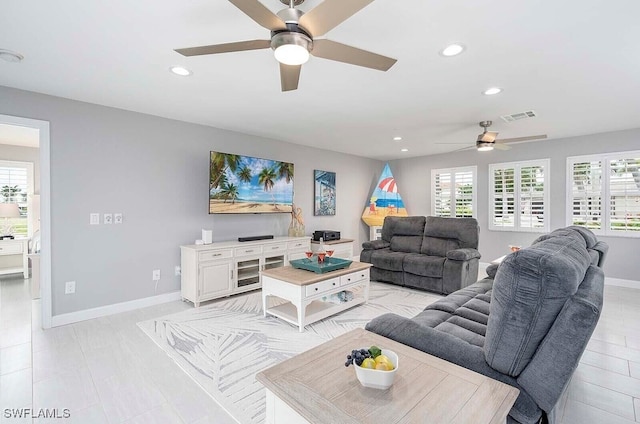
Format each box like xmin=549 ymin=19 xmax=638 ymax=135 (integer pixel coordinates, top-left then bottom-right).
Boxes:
xmin=484 ymin=232 xmax=592 ymax=377
xmin=381 ymin=216 xmax=426 ymax=253
xmin=421 ymin=216 xmax=479 ymax=256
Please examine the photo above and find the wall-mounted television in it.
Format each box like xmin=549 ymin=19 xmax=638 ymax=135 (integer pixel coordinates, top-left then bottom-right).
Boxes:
xmin=209 ymin=151 xmax=294 ymax=214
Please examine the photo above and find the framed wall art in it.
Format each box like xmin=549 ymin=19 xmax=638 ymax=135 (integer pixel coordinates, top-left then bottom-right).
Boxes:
xmin=314 ymin=170 xmax=336 ymax=216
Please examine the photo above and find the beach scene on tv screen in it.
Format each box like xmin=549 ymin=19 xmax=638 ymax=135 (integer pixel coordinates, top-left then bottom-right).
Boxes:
xmin=209 ymin=151 xmax=294 ymax=214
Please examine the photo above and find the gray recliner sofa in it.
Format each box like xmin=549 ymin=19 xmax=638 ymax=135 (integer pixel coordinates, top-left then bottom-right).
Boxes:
xmin=360 ymin=216 xmax=480 ymax=294
xmin=366 ymin=226 xmax=608 ymax=424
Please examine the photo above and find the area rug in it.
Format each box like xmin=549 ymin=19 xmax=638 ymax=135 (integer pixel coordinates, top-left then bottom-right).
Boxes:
xmin=137 ymin=282 xmax=441 ymax=424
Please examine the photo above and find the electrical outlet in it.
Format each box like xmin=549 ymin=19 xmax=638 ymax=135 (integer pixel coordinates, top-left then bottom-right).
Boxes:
xmin=114 ymin=213 xmax=123 ymax=224
xmin=65 ymin=281 xmax=76 ymax=294
xmin=175 ymin=266 xmax=181 ymax=276
xmin=90 ymin=213 xmax=100 ymax=225
xmin=104 ymin=213 xmax=113 ymax=224
xmin=152 ymin=269 xmax=161 ymax=281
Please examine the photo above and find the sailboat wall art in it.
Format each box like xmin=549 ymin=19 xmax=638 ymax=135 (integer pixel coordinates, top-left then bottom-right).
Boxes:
xmin=362 ymin=163 xmax=408 ymax=227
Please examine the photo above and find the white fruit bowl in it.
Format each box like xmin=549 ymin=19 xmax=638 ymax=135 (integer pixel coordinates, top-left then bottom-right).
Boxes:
xmin=354 ymin=349 xmax=399 ymax=390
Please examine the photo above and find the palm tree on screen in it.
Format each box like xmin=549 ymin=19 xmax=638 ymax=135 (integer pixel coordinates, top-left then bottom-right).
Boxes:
xmin=238 ymin=166 xmax=252 ymax=184
xmin=210 ymin=153 xmax=241 ymax=190
xmin=221 ymin=183 xmax=239 ymax=204
xmin=258 ymin=167 xmax=278 ymax=209
xmin=277 ymin=161 xmax=294 ymax=184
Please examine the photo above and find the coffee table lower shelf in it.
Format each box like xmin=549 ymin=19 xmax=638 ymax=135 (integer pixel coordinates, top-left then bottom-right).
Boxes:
xmin=265 ymin=296 xmax=366 ymax=330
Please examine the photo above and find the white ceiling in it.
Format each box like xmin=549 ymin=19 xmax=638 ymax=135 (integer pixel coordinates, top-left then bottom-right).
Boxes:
xmin=1 ymin=0 xmax=639 ymax=160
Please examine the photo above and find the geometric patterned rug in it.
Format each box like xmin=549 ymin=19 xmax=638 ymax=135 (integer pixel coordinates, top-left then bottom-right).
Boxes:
xmin=137 ymin=282 xmax=441 ymax=424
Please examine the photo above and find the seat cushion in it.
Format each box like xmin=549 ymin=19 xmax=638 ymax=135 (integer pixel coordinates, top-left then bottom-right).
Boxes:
xmin=403 ymin=254 xmax=445 ymax=277
xmin=369 ymin=249 xmax=408 ymax=272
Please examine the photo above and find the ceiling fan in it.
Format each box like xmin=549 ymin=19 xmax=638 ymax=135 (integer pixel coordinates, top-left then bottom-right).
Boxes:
xmin=174 ymin=0 xmax=397 ymax=92
xmin=438 ymin=121 xmax=548 ymax=152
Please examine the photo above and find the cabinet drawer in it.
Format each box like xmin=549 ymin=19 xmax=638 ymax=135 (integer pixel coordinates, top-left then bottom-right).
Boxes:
xmin=341 ymin=269 xmax=369 ymax=286
xmin=0 ymin=243 xmax=23 ymax=255
xmin=305 ymin=277 xmax=340 ymax=297
xmin=234 ymin=246 xmax=263 ymax=257
xmin=198 ymin=249 xmax=232 ymax=261
xmin=288 ymin=240 xmax=309 ymax=250
xmin=263 ymin=243 xmax=287 ymax=254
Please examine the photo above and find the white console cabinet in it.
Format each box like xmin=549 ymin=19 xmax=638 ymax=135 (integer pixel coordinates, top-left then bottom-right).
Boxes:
xmin=180 ymin=236 xmax=310 ymax=307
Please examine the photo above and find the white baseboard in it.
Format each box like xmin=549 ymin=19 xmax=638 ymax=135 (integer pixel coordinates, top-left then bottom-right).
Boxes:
xmin=51 ymin=291 xmax=182 ymax=327
xmin=604 ymin=277 xmax=639 ymax=289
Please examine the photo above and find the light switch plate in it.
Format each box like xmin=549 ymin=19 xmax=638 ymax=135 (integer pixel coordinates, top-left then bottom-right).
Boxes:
xmin=104 ymin=213 xmax=113 ymax=224
xmin=90 ymin=213 xmax=100 ymax=225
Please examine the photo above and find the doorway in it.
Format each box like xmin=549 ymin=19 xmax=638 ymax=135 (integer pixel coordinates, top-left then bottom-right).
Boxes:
xmin=0 ymin=114 xmax=51 ymax=329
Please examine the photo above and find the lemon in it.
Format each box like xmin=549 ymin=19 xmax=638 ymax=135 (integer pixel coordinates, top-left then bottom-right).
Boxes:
xmin=375 ymin=354 xmax=391 ymax=365
xmin=375 ymin=362 xmax=392 ymax=371
xmin=361 ymin=358 xmax=376 ymax=369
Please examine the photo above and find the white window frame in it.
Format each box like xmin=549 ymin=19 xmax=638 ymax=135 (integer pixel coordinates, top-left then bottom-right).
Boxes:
xmin=431 ymin=166 xmax=477 ymax=218
xmin=566 ymin=150 xmax=640 ymax=238
xmin=489 ymin=158 xmax=550 ymax=233
xmin=0 ymin=160 xmax=35 ymax=238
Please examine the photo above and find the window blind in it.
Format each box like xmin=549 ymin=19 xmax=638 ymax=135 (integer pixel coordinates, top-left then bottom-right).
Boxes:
xmin=432 ymin=167 xmax=476 ymax=218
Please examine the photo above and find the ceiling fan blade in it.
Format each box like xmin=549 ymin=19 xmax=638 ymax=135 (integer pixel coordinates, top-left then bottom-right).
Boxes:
xmin=298 ymin=0 xmax=374 ymax=37
xmin=311 ymin=39 xmax=396 ymax=71
xmin=280 ymin=63 xmax=301 ymax=92
xmin=477 ymin=131 xmax=498 ymax=143
xmin=493 ymin=143 xmax=512 ymax=151
xmin=497 ymin=134 xmax=548 ymax=144
xmin=175 ymin=40 xmax=271 ymax=57
xmin=228 ymin=0 xmax=286 ymax=30
xmin=434 ymin=142 xmax=472 ymax=145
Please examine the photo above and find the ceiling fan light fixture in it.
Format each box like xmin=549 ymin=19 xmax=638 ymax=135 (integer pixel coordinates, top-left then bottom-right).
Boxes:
xmin=272 ymin=32 xmax=311 ymax=66
xmin=477 ymin=142 xmax=494 ymax=152
xmin=0 ymin=49 xmax=24 ymax=63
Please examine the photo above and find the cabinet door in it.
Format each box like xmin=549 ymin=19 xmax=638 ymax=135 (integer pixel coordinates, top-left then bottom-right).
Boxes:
xmin=199 ymin=261 xmax=233 ymax=299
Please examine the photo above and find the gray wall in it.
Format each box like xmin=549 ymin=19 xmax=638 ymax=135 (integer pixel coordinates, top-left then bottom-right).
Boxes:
xmin=0 ymin=144 xmax=40 ymax=194
xmin=0 ymin=85 xmax=380 ymax=316
xmin=390 ymin=128 xmax=640 ymax=281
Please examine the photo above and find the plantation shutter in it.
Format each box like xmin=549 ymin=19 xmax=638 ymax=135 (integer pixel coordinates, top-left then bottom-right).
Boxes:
xmin=609 ymin=156 xmax=640 ymax=234
xmin=432 ymin=167 xmax=476 ymax=218
xmin=454 ymin=170 xmax=474 ymax=218
xmin=433 ymin=172 xmax=451 ymax=217
xmin=569 ymin=158 xmax=603 ymax=231
xmin=490 ymin=159 xmax=549 ymax=232
xmin=0 ymin=164 xmax=29 ymax=237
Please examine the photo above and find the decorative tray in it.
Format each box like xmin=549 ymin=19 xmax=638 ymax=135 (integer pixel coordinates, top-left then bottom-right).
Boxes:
xmin=290 ymin=257 xmax=353 ymax=274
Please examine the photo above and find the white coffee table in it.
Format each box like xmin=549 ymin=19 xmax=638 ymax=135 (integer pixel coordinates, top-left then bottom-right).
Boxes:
xmin=261 ymin=262 xmax=371 ymax=332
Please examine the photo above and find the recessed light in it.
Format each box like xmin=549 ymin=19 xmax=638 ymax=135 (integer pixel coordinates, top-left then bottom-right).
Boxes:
xmin=0 ymin=49 xmax=24 ymax=63
xmin=401 ymin=148 xmax=409 ymax=152
xmin=393 ymin=136 xmax=402 ymax=141
xmin=483 ymin=87 xmax=502 ymax=96
xmin=440 ymin=43 xmax=465 ymax=57
xmin=170 ymin=66 xmax=192 ymax=76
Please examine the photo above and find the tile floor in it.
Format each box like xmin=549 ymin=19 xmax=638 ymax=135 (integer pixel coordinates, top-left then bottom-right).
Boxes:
xmin=0 ymin=273 xmax=639 ymax=423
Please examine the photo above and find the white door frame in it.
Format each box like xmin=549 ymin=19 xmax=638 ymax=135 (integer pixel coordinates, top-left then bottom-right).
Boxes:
xmin=0 ymin=114 xmax=52 ymax=329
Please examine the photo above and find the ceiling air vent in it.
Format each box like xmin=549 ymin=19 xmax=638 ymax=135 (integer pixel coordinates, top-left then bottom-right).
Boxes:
xmin=501 ymin=110 xmax=537 ymax=123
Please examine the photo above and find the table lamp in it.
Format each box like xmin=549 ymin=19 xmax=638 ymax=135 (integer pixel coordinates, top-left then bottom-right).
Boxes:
xmin=0 ymin=203 xmax=20 ymax=239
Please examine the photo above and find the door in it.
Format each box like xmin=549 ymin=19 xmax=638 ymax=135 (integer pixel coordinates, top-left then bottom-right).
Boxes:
xmin=199 ymin=260 xmax=233 ymax=299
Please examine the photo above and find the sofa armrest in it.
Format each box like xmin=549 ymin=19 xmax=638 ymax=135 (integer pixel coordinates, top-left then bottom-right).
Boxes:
xmin=362 ymin=240 xmax=391 ymax=250
xmin=446 ymin=248 xmax=481 ymax=261
xmin=486 ymin=264 xmax=499 ymax=279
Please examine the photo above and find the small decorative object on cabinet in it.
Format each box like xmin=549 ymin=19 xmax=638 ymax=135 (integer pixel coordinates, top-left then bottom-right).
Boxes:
xmin=180 ymin=236 xmax=310 ymax=307
xmin=311 ymin=238 xmax=353 ymax=260
xmin=288 ymin=203 xmax=305 ymax=237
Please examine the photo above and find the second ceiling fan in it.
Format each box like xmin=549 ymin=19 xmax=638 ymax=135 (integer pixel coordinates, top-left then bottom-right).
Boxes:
xmin=175 ymin=0 xmax=397 ymax=92
xmin=438 ymin=121 xmax=548 ymax=152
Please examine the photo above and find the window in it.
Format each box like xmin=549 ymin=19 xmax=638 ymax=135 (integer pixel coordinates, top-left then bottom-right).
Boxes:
xmin=567 ymin=151 xmax=640 ymax=236
xmin=0 ymin=161 xmax=34 ymax=238
xmin=431 ymin=166 xmax=477 ymax=218
xmin=489 ymin=159 xmax=549 ymax=232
